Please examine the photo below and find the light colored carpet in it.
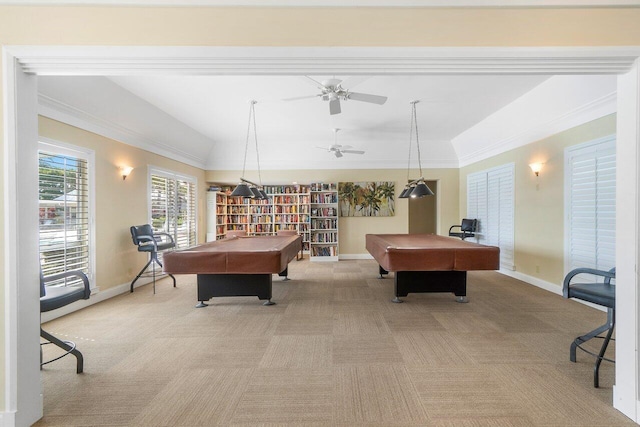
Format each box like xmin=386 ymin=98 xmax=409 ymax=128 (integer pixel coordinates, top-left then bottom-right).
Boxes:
xmin=36 ymin=259 xmax=632 ymax=426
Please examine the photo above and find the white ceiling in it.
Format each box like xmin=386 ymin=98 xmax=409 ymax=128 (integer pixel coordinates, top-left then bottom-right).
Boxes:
xmin=38 ymin=74 xmax=552 ymax=170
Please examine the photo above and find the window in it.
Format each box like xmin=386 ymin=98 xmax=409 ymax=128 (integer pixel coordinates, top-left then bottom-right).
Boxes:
xmin=38 ymin=139 xmax=95 ymax=287
xmin=149 ymin=167 xmax=197 ymax=249
xmin=467 ymin=163 xmax=515 ymax=270
xmin=565 ymin=135 xmax=616 ymax=274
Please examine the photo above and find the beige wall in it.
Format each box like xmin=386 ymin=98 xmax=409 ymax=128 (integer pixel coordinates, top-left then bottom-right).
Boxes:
xmin=2 ymin=3 xmax=640 ymax=417
xmin=39 ymin=117 xmax=208 ymax=292
xmin=459 ymin=114 xmax=617 ymax=288
xmin=207 ymin=169 xmax=459 ymax=255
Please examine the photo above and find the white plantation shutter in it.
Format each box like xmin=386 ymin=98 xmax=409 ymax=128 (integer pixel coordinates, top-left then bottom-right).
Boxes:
xmin=467 ymin=163 xmax=515 ymax=270
xmin=38 ymin=141 xmax=95 ymax=287
xmin=149 ymin=168 xmax=197 ymax=249
xmin=566 ymin=136 xmax=616 ymax=275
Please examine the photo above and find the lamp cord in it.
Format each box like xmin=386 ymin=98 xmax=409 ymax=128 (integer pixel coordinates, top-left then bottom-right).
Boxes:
xmin=241 ymin=102 xmax=252 ymax=179
xmin=413 ymin=102 xmax=423 ymax=178
xmin=406 ymin=104 xmax=413 ymax=183
xmin=251 ymin=101 xmax=263 ymax=187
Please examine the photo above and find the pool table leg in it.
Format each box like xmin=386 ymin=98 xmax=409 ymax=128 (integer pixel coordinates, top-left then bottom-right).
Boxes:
xmin=195 ymin=301 xmax=208 ymax=308
xmin=394 ymin=270 xmax=467 ymax=302
xmin=391 ymin=296 xmax=404 ymax=303
xmin=278 ymin=267 xmax=289 ymax=281
xmin=263 ymin=299 xmax=276 ymax=306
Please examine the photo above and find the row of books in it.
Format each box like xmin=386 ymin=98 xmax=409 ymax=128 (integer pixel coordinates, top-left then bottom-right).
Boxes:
xmin=310 ymin=182 xmax=337 ymax=191
xmin=310 ymin=232 xmax=338 ymax=243
xmin=311 ymin=219 xmax=337 ymax=229
xmin=310 ymin=193 xmax=338 ymax=204
xmin=311 ymin=207 xmax=337 ymax=217
xmin=311 ymin=245 xmax=338 ymax=256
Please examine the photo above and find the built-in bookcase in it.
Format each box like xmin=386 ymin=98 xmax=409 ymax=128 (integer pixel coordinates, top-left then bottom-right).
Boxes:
xmin=309 ymin=182 xmax=339 ymax=261
xmin=206 ymin=191 xmax=228 ymax=242
xmin=206 ymin=185 xmax=313 ymax=254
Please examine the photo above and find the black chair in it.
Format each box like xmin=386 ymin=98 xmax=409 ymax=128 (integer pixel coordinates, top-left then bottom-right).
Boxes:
xmin=40 ymin=269 xmax=91 ymax=373
xmin=130 ymin=224 xmax=176 ymax=294
xmin=449 ymin=218 xmax=478 ymax=240
xmin=563 ymin=267 xmax=616 ymax=388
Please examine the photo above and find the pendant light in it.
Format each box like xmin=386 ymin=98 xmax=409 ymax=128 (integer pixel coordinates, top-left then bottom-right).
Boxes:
xmin=231 ymin=100 xmax=267 ymax=199
xmin=399 ymin=100 xmax=434 ymax=199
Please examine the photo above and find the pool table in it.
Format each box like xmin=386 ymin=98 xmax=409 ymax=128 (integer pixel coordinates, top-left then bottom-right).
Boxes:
xmin=163 ymin=234 xmax=302 ymax=307
xmin=365 ymin=234 xmax=500 ymax=303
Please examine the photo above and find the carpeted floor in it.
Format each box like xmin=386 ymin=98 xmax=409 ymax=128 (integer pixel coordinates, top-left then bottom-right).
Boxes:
xmin=35 ymin=259 xmax=632 ymax=426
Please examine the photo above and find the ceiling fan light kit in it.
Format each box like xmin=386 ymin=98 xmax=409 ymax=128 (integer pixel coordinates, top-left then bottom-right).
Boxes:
xmin=316 ymin=128 xmax=366 ymax=158
xmin=399 ymin=100 xmax=434 ymax=199
xmin=285 ymin=76 xmax=388 ymax=115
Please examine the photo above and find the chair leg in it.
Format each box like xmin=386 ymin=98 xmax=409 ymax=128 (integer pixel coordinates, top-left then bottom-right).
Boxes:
xmin=155 ymin=257 xmax=176 ymax=288
xmin=594 ymin=309 xmax=615 ymax=388
xmin=40 ymin=328 xmax=83 ymax=374
xmin=130 ymin=256 xmax=154 ymax=293
xmin=570 ymin=308 xmax=615 ymax=388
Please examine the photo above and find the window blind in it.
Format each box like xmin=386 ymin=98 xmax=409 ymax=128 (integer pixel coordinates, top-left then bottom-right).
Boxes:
xmin=566 ymin=136 xmax=616 ymax=275
xmin=150 ymin=169 xmax=197 ymax=249
xmin=467 ymin=163 xmax=515 ymax=270
xmin=38 ymin=149 xmax=92 ymax=286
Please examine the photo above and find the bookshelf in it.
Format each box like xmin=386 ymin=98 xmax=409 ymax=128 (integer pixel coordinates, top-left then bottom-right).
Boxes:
xmin=248 ymin=197 xmax=273 ymax=235
xmin=309 ymin=182 xmax=339 ymax=261
xmin=226 ymin=195 xmax=249 ymax=234
xmin=206 ymin=191 xmax=227 ymax=242
xmin=206 ymin=184 xmax=312 ymax=253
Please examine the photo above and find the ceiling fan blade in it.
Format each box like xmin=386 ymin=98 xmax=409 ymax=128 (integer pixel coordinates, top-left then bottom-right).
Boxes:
xmin=339 ymin=145 xmax=353 ymax=150
xmin=304 ymin=76 xmax=325 ymax=90
xmin=334 ymin=150 xmax=343 ymax=158
xmin=347 ymin=92 xmax=388 ymax=105
xmin=283 ymin=94 xmax=319 ymax=102
xmin=315 ymin=146 xmax=329 ymax=151
xmin=340 ymin=76 xmax=369 ymax=90
xmin=342 ymin=150 xmax=365 ymax=155
xmin=329 ymin=98 xmax=341 ymax=115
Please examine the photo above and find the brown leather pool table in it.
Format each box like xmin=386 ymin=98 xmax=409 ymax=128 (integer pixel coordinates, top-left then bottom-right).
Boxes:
xmin=163 ymin=234 xmax=302 ymax=307
xmin=365 ymin=234 xmax=500 ymax=303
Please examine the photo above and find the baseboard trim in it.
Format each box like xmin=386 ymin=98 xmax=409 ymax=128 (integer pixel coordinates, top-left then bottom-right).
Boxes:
xmin=40 ymin=276 xmax=157 ymax=323
xmin=498 ymin=268 xmax=606 ymax=312
xmin=339 ymin=254 xmax=374 ymax=260
xmin=0 ymin=411 xmax=15 ymax=427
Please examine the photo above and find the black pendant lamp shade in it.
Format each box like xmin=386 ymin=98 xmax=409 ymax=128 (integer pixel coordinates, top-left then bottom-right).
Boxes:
xmin=410 ymin=180 xmax=434 ymax=197
xmin=230 ymin=182 xmax=254 ymax=198
xmin=399 ymin=186 xmax=412 ymax=199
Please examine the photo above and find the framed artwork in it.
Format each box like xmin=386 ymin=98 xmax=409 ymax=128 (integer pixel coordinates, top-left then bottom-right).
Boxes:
xmin=338 ymin=181 xmax=395 ymax=217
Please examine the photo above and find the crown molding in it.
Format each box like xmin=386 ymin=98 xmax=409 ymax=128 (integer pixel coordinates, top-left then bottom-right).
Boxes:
xmin=12 ymin=46 xmax=640 ymax=76
xmin=456 ymin=91 xmax=617 ymax=167
xmin=38 ymin=94 xmax=207 ymax=169
xmin=1 ymin=0 xmax=640 ymax=7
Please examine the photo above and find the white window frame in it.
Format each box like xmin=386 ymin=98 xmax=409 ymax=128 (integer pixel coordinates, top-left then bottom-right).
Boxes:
xmin=466 ymin=163 xmax=515 ymax=271
xmin=38 ymin=137 xmax=96 ymax=289
xmin=147 ymin=165 xmax=198 ymax=249
xmin=564 ymin=134 xmax=616 ymax=277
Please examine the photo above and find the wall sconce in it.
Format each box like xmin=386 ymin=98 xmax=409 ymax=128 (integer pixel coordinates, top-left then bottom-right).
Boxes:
xmin=529 ymin=163 xmax=543 ymax=177
xmin=120 ymin=166 xmax=133 ymax=180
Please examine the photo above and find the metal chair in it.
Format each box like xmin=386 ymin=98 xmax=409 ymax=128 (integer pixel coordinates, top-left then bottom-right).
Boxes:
xmin=563 ymin=267 xmax=616 ymax=388
xmin=40 ymin=269 xmax=91 ymax=373
xmin=130 ymin=224 xmax=176 ymax=294
xmin=448 ymin=218 xmax=478 ymax=240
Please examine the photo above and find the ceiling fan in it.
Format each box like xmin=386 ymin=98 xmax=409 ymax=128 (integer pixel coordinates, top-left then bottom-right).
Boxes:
xmin=316 ymin=129 xmax=365 ymax=158
xmin=284 ymin=76 xmax=388 ymax=115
